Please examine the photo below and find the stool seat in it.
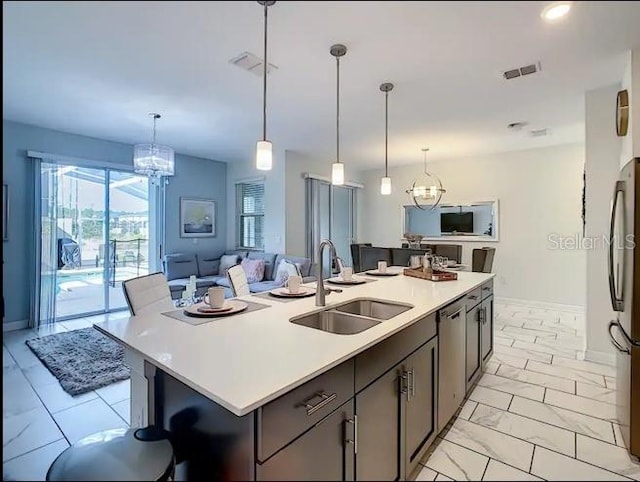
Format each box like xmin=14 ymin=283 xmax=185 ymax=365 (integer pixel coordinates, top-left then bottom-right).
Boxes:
xmin=47 ymin=428 xmax=174 ymax=481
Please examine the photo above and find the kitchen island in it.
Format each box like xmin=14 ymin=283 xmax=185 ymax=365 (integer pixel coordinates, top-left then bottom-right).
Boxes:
xmin=95 ymin=269 xmax=494 ymax=481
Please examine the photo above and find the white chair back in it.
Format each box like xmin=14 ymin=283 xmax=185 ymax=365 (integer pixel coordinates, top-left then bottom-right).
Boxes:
xmin=227 ymin=265 xmax=250 ymax=297
xmin=122 ymin=272 xmax=174 ymax=316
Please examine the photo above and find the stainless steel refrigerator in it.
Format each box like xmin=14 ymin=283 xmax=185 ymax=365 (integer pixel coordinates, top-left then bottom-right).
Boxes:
xmin=608 ymin=157 xmax=640 ymax=457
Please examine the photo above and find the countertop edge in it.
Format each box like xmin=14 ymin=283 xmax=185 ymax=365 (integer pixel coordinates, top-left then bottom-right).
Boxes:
xmin=96 ymin=273 xmax=495 ymax=416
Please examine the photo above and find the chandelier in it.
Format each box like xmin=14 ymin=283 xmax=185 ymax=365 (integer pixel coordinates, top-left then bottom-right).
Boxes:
xmin=406 ymin=148 xmax=445 ymax=210
xmin=133 ymin=113 xmax=175 ymax=182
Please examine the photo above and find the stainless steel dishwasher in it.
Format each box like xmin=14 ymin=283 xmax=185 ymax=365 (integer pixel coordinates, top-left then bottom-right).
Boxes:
xmin=437 ymin=296 xmax=467 ymax=432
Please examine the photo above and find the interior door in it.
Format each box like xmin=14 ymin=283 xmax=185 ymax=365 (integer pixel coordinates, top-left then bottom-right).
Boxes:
xmin=355 ymin=367 xmax=401 ymax=481
xmin=404 ymin=337 xmax=437 ymax=478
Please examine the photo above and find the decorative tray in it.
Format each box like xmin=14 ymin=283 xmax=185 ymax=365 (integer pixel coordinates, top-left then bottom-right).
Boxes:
xmin=403 ymin=267 xmax=458 ymax=282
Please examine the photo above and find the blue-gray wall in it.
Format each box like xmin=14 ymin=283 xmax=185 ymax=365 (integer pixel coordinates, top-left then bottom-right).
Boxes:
xmin=2 ymin=120 xmax=227 ymax=324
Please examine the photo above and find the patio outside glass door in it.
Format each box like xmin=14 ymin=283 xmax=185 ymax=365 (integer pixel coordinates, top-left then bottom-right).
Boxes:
xmin=36 ymin=162 xmax=152 ymax=323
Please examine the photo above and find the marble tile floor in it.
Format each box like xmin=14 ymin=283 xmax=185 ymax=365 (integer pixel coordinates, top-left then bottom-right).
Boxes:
xmin=416 ymin=302 xmax=640 ymax=481
xmin=3 ymin=311 xmax=131 ymax=481
xmin=3 ymin=303 xmax=639 ymax=480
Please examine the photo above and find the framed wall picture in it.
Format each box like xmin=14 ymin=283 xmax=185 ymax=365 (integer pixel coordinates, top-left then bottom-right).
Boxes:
xmin=3 ymin=184 xmax=7 ymax=241
xmin=180 ymin=198 xmax=216 ymax=238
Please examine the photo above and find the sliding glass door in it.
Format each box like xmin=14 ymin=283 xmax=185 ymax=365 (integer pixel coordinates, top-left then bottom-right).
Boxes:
xmin=306 ymin=177 xmax=357 ymax=272
xmin=35 ymin=160 xmax=155 ymax=325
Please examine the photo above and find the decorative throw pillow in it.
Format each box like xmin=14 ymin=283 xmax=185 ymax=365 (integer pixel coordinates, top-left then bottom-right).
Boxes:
xmin=241 ymin=258 xmax=265 ymax=283
xmin=219 ymin=254 xmax=239 ymax=275
xmin=274 ymin=259 xmax=301 ymax=285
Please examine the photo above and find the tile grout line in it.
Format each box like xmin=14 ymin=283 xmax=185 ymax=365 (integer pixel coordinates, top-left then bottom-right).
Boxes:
xmin=480 ymin=456 xmax=490 ymax=481
xmin=522 ymin=362 xmax=609 ymax=388
xmin=440 ymin=437 xmax=535 ymax=478
xmin=465 ymin=402 xmax=633 ymax=478
xmin=1 ymin=437 xmax=68 ymax=464
xmin=529 ymin=445 xmax=536 ymax=474
xmin=487 ymin=365 xmax=578 ymax=396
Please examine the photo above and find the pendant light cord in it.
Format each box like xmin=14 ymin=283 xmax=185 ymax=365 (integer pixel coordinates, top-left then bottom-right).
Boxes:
xmin=336 ymin=55 xmax=340 ymax=163
xmin=262 ymin=1 xmax=268 ymax=141
xmin=423 ymin=148 xmax=429 ymax=175
xmin=151 ymin=113 xmax=160 ymax=145
xmin=384 ymin=91 xmax=389 ymax=177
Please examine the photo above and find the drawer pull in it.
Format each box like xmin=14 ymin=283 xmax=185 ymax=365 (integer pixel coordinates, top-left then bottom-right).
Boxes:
xmin=467 ymin=295 xmax=479 ymax=300
xmin=482 ymin=286 xmax=491 ymax=291
xmin=298 ymin=391 xmax=337 ymax=416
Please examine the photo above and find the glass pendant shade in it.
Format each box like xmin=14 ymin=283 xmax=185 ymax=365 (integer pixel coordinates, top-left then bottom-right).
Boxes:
xmin=380 ymin=176 xmax=392 ymax=195
xmin=133 ymin=144 xmax=175 ymax=177
xmin=406 ymin=148 xmax=446 ymax=211
xmin=408 ymin=173 xmax=445 ymax=211
xmin=256 ymin=140 xmax=273 ymax=171
xmin=331 ymin=162 xmax=345 ymax=185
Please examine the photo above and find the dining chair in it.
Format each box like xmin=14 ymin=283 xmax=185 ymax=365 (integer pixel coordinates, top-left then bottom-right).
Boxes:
xmin=122 ymin=272 xmax=174 ymax=316
xmin=227 ymin=265 xmax=250 ymax=297
xmin=472 ymin=248 xmax=496 ymax=273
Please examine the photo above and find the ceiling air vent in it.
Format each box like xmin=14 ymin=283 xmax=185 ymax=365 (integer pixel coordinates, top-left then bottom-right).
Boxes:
xmin=229 ymin=51 xmax=278 ymax=77
xmin=503 ymin=62 xmax=542 ymax=80
xmin=530 ymin=128 xmax=549 ymax=137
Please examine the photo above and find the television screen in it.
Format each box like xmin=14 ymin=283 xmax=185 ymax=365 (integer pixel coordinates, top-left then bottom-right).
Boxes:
xmin=441 ymin=212 xmax=474 ymax=233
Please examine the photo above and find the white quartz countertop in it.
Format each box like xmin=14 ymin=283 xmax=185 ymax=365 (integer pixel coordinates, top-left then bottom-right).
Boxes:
xmin=95 ymin=269 xmax=494 ymax=416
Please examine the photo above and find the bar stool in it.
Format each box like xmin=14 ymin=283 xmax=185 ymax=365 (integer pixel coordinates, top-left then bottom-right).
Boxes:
xmin=47 ymin=427 xmax=175 ymax=481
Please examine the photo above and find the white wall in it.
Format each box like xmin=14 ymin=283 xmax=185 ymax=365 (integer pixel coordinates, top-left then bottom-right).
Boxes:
xmin=360 ymin=143 xmax=587 ymax=307
xmin=585 ymin=84 xmax=623 ymax=363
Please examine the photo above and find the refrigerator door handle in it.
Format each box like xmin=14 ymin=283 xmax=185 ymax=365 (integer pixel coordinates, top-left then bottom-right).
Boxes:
xmin=608 ymin=321 xmax=630 ymax=353
xmin=608 ymin=181 xmax=625 ymax=312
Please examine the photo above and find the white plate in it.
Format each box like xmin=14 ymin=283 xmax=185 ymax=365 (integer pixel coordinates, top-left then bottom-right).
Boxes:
xmin=184 ymin=300 xmax=248 ymax=317
xmin=269 ymin=286 xmax=316 ymax=298
xmin=365 ymin=270 xmax=399 ymax=277
xmin=326 ymin=277 xmax=367 ymax=285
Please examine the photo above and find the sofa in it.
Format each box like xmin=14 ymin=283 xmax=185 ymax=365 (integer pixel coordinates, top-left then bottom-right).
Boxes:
xmin=164 ymin=250 xmax=314 ymax=299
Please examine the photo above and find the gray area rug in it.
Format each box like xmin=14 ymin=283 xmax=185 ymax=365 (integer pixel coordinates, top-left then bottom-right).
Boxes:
xmin=26 ymin=327 xmax=130 ymax=396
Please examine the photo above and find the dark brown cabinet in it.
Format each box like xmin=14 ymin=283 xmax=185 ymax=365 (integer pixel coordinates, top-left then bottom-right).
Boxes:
xmin=403 ymin=337 xmax=438 ymax=478
xmin=465 ymin=303 xmax=482 ymax=390
xmin=355 ymin=367 xmax=401 ymax=481
xmin=257 ymin=400 xmax=355 ymax=481
xmin=481 ymin=295 xmax=494 ymax=363
xmin=354 ymin=314 xmax=438 ymax=481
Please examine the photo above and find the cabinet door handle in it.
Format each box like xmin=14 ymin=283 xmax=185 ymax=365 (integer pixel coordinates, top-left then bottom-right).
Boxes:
xmin=345 ymin=415 xmax=358 ymax=454
xmin=298 ymin=391 xmax=337 ymax=416
xmin=409 ymin=369 xmax=415 ymax=401
xmin=400 ymin=370 xmax=409 ymax=400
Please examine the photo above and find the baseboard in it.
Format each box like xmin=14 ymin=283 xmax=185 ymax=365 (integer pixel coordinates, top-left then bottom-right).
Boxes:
xmin=3 ymin=319 xmax=29 ymax=332
xmin=495 ymin=296 xmax=585 ymax=314
xmin=584 ymin=349 xmax=616 ymax=366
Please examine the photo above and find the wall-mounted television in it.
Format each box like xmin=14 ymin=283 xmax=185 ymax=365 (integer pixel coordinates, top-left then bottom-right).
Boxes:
xmin=441 ymin=212 xmax=473 ymax=233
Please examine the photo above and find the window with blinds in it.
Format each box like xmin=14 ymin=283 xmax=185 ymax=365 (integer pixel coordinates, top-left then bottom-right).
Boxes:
xmin=236 ymin=182 xmax=265 ymax=250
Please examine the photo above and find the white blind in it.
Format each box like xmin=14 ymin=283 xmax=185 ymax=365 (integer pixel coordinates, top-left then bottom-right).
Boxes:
xmin=236 ymin=182 xmax=265 ymax=249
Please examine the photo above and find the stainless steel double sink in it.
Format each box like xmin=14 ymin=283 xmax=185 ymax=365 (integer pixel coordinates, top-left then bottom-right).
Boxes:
xmin=290 ymin=298 xmax=414 ymax=335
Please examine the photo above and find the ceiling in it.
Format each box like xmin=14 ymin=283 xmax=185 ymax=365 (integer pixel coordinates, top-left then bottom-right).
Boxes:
xmin=3 ymin=1 xmax=640 ymax=168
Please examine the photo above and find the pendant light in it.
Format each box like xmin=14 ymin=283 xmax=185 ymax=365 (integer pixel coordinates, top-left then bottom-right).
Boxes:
xmin=406 ymin=148 xmax=446 ymax=210
xmin=380 ymin=83 xmax=394 ymax=195
xmin=330 ymin=44 xmax=347 ymax=185
xmin=256 ymin=1 xmax=276 ymax=171
xmin=133 ymin=113 xmax=175 ymax=183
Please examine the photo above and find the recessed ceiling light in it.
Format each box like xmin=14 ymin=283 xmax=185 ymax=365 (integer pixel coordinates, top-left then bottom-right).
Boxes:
xmin=541 ymin=2 xmax=572 ymax=22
